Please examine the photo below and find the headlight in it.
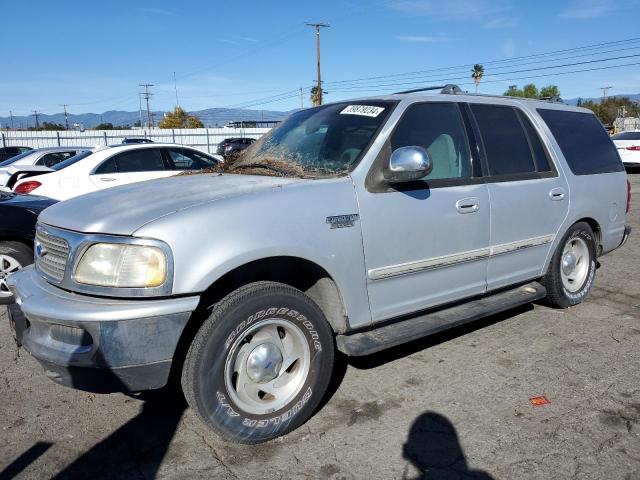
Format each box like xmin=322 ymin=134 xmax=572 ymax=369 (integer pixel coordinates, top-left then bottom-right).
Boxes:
xmin=74 ymin=243 xmax=167 ymax=288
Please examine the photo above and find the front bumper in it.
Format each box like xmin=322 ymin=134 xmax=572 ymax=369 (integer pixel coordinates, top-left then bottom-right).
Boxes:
xmin=6 ymin=266 xmax=199 ymax=393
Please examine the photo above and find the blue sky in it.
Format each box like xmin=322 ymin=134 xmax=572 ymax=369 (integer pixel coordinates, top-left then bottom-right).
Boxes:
xmin=1 ymin=0 xmax=639 ymax=116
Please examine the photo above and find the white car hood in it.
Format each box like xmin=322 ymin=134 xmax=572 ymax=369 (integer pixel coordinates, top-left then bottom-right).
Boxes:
xmin=39 ymin=173 xmax=306 ymax=236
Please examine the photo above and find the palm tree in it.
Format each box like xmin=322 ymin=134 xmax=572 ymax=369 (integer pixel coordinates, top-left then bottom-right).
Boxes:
xmin=471 ymin=64 xmax=484 ymax=94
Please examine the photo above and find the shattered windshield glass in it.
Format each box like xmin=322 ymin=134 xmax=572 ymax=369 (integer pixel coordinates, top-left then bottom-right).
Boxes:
xmin=230 ymin=101 xmax=393 ymax=177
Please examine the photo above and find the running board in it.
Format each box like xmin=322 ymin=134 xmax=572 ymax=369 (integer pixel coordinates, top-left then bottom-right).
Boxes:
xmin=336 ymin=282 xmax=546 ymax=356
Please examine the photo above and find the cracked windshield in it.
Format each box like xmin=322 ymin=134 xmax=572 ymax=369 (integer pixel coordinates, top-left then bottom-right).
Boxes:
xmin=230 ymin=101 xmax=393 ymax=177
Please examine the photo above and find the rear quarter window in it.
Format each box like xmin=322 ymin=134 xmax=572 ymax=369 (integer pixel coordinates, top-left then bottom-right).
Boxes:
xmin=537 ymin=109 xmax=624 ymax=175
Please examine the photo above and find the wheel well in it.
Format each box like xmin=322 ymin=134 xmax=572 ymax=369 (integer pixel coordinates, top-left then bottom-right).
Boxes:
xmin=0 ymin=236 xmax=33 ymax=250
xmin=575 ymin=217 xmax=602 ymax=253
xmin=167 ymin=257 xmax=348 ymax=388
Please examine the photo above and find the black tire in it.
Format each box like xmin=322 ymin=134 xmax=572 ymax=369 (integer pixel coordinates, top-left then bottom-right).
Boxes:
xmin=181 ymin=281 xmax=335 ymax=444
xmin=542 ymin=222 xmax=597 ymax=308
xmin=0 ymin=241 xmax=33 ymax=297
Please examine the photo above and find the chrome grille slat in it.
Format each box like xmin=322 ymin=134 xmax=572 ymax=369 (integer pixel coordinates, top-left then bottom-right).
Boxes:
xmin=36 ymin=230 xmax=70 ymax=282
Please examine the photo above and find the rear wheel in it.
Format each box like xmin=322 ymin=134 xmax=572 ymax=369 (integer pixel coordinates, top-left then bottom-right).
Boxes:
xmin=542 ymin=222 xmax=597 ymax=308
xmin=0 ymin=241 xmax=32 ymax=299
xmin=181 ymin=281 xmax=334 ymax=444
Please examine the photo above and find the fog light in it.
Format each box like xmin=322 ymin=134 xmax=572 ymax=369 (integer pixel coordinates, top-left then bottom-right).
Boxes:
xmin=49 ymin=324 xmax=92 ymax=347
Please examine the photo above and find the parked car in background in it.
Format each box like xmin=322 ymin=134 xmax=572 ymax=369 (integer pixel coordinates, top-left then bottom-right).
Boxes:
xmin=0 ymin=146 xmax=32 ymax=163
xmin=122 ymin=138 xmax=154 ymax=144
xmin=4 ymin=88 xmax=630 ymax=444
xmin=216 ymin=137 xmax=255 ymax=156
xmin=11 ymin=143 xmax=222 ymax=200
xmin=0 ymin=191 xmax=56 ymax=299
xmin=612 ymin=131 xmax=640 ymax=169
xmin=0 ymin=147 xmax=91 ymax=188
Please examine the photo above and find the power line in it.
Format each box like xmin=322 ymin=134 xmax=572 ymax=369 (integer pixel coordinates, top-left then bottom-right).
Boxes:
xmin=326 ymin=54 xmax=640 ymax=92
xmin=322 ymin=36 xmax=640 ymax=87
xmin=139 ymin=84 xmax=154 ymax=128
xmin=32 ymin=110 xmax=40 ymax=129
xmin=60 ymin=104 xmax=70 ymax=130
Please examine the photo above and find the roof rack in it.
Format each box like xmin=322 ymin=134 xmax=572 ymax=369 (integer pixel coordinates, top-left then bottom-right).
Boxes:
xmin=395 ymin=84 xmax=464 ymax=95
xmin=395 ymin=83 xmax=566 ymax=104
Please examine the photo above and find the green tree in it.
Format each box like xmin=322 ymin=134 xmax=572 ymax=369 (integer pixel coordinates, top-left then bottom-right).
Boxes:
xmin=471 ymin=64 xmax=484 ymax=93
xmin=310 ymin=86 xmax=320 ymax=106
xmin=581 ymin=97 xmax=640 ymax=126
xmin=40 ymin=122 xmax=65 ymax=131
xmin=158 ymin=106 xmax=204 ymax=129
xmin=502 ymin=84 xmax=561 ymax=100
xmin=540 ymin=85 xmax=560 ymax=99
xmin=94 ymin=122 xmax=114 ymax=130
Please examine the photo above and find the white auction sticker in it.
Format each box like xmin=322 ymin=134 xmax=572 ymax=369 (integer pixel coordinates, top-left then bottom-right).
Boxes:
xmin=340 ymin=105 xmax=385 ymax=117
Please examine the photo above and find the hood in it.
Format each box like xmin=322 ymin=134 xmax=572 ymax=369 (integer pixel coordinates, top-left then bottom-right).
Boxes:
xmin=0 ymin=191 xmax=57 ymax=212
xmin=38 ymin=173 xmax=306 ymax=235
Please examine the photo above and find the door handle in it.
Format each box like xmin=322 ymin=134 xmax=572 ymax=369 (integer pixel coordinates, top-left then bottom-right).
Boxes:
xmin=100 ymin=177 xmax=116 ymax=182
xmin=549 ymin=187 xmax=566 ymax=201
xmin=456 ymin=197 xmax=480 ymax=214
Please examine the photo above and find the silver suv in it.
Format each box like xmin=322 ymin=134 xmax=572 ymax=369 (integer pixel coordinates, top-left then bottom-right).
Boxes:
xmin=4 ymin=85 xmax=631 ymax=444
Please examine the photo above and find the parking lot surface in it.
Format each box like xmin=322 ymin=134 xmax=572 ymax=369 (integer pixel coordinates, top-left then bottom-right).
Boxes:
xmin=1 ymin=174 xmax=639 ymax=480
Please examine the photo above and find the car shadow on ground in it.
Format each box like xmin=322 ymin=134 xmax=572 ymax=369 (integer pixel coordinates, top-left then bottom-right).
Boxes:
xmin=402 ymin=411 xmax=494 ymax=479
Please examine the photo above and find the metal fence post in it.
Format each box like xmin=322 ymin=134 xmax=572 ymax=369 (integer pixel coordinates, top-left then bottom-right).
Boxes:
xmin=172 ymin=129 xmax=176 ymax=143
xmin=56 ymin=131 xmax=61 ymax=146
xmin=1 ymin=133 xmax=5 ymax=148
xmin=103 ymin=131 xmax=108 ymax=145
xmin=206 ymin=129 xmax=210 ymax=153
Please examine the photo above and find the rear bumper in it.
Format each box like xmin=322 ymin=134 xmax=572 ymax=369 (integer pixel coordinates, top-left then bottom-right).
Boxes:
xmin=619 ymin=225 xmax=632 ymax=248
xmin=6 ymin=266 xmax=199 ymax=393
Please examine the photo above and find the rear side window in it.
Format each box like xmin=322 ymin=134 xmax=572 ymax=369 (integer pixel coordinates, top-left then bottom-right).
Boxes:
xmin=390 ymin=102 xmax=472 ymax=181
xmin=516 ymin=110 xmax=552 ymax=172
xmin=538 ymin=109 xmax=624 ymax=175
xmin=37 ymin=151 xmax=76 ymax=168
xmin=167 ymin=148 xmax=219 ymax=170
xmin=112 ymin=148 xmax=166 ymax=173
xmin=471 ymin=104 xmax=535 ymax=176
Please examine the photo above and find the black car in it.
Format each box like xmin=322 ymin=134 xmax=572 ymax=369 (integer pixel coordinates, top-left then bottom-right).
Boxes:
xmin=216 ymin=137 xmax=255 ymax=156
xmin=0 ymin=146 xmax=32 ymax=162
xmin=122 ymin=138 xmax=154 ymax=144
xmin=0 ymin=191 xmax=56 ymax=299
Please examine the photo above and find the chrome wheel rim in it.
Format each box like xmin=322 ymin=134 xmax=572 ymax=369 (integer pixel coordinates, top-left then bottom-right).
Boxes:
xmin=224 ymin=318 xmax=310 ymax=415
xmin=0 ymin=254 xmax=22 ymax=298
xmin=560 ymin=237 xmax=589 ymax=293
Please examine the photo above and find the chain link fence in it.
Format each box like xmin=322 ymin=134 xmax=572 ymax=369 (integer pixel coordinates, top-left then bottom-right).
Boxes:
xmin=0 ymin=127 xmax=271 ymax=153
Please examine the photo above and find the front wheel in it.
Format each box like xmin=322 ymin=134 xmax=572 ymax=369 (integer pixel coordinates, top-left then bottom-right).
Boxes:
xmin=181 ymin=281 xmax=335 ymax=444
xmin=0 ymin=241 xmax=33 ymax=300
xmin=542 ymin=222 xmax=597 ymax=308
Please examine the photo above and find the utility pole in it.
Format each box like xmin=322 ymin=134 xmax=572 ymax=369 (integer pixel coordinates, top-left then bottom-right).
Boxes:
xmin=601 ymin=86 xmax=612 ymax=100
xmin=32 ymin=110 xmax=40 ymax=129
xmin=9 ymin=110 xmax=14 ymax=130
xmin=139 ymin=83 xmax=154 ymax=128
xmin=300 ymin=88 xmax=304 ymax=109
xmin=60 ymin=104 xmax=70 ymax=130
xmin=306 ymin=22 xmax=329 ymax=105
xmin=173 ymin=72 xmax=180 ymax=107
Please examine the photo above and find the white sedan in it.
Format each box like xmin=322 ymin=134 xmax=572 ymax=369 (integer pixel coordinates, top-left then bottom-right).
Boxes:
xmin=612 ymin=131 xmax=640 ymax=168
xmin=12 ymin=143 xmax=223 ymax=200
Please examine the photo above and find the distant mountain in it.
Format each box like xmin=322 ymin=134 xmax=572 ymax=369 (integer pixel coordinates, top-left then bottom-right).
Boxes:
xmin=0 ymin=107 xmax=290 ymax=129
xmin=565 ymin=93 xmax=640 ymax=106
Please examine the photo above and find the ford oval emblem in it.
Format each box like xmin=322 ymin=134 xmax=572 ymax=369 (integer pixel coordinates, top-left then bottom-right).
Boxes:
xmin=35 ymin=242 xmax=47 ymax=258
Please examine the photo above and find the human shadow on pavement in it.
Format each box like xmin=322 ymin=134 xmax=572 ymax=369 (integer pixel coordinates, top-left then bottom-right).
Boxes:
xmin=0 ymin=441 xmax=53 ymax=480
xmin=402 ymin=411 xmax=494 ymax=480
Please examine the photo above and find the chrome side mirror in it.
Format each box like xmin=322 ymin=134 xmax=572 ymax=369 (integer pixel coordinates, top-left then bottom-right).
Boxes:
xmin=383 ymin=146 xmax=433 ymax=183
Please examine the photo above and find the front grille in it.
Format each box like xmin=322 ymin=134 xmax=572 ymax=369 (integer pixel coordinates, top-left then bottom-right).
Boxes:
xmin=36 ymin=229 xmax=70 ymax=282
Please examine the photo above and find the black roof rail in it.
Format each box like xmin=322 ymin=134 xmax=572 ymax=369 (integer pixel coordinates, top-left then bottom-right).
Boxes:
xmin=539 ymin=95 xmax=565 ymax=104
xmin=395 ymin=84 xmax=464 ymax=95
